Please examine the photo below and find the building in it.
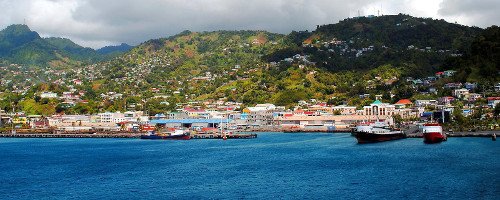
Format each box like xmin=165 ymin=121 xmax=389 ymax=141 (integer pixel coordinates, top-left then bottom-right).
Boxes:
xmin=394 ymin=99 xmax=413 ymax=109
xmin=453 ymin=88 xmax=470 ymax=99
xmin=276 ymin=115 xmax=393 ymax=129
xmin=361 ymin=100 xmax=395 ymax=117
xmin=40 ymin=92 xmax=58 ymax=99
xmin=332 ymin=105 xmax=357 ymax=115
xmin=98 ymin=112 xmax=125 ymax=123
xmin=415 ymin=100 xmax=438 ymax=107
xmin=487 ymin=97 xmax=500 ymax=108
xmin=438 ymin=96 xmax=455 ymax=105
xmin=150 ymin=119 xmax=231 ymax=129
xmin=464 ymin=82 xmax=477 ymax=90
xmin=466 ymin=93 xmax=482 ymax=102
xmin=443 ymin=70 xmax=456 ymax=77
xmin=241 ymin=104 xmax=278 ymax=126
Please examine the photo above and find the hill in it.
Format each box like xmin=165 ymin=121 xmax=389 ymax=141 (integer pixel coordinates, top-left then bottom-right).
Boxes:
xmin=266 ymin=14 xmax=482 ymax=77
xmin=443 ymin=25 xmax=500 ymax=83
xmin=0 ymin=24 xmax=130 ymax=66
xmin=97 ymin=43 xmax=134 ymax=55
xmin=1 ymin=15 xmax=497 ymax=114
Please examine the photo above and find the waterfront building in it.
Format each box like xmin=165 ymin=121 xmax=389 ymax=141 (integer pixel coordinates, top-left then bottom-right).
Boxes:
xmin=97 ymin=112 xmax=126 ymax=123
xmin=150 ymin=118 xmax=231 ymax=130
xmin=332 ymin=105 xmax=357 ymax=115
xmin=241 ymin=104 xmax=279 ymax=126
xmin=362 ymin=100 xmax=395 ymax=117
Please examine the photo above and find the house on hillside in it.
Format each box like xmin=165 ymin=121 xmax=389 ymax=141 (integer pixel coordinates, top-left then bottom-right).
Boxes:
xmin=394 ymin=99 xmax=413 ymax=109
xmin=415 ymin=100 xmax=438 ymax=107
xmin=40 ymin=92 xmax=58 ymax=99
xmin=438 ymin=96 xmax=455 ymax=105
xmin=443 ymin=70 xmax=456 ymax=77
xmin=487 ymin=97 xmax=500 ymax=108
xmin=453 ymin=88 xmax=469 ymax=99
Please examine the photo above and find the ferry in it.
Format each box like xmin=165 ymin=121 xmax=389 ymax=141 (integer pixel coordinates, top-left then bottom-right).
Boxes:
xmin=352 ymin=121 xmax=406 ymax=143
xmin=422 ymin=123 xmax=446 ymax=143
xmin=140 ymin=129 xmax=190 ymax=140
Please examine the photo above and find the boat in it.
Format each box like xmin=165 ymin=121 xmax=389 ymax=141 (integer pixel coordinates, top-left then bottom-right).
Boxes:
xmin=351 ymin=121 xmax=406 ymax=143
xmin=140 ymin=129 xmax=190 ymax=140
xmin=422 ymin=123 xmax=446 ymax=143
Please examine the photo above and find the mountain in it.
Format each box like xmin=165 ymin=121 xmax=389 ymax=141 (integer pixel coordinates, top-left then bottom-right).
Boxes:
xmin=1 ymin=15 xmax=497 ymax=114
xmin=0 ymin=24 xmax=129 ymax=66
xmin=443 ymin=25 xmax=500 ymax=83
xmin=97 ymin=43 xmax=133 ymax=55
xmin=0 ymin=24 xmax=40 ymax=56
xmin=266 ymin=14 xmax=482 ymax=77
xmin=44 ymin=37 xmax=99 ymax=62
xmin=84 ymin=15 xmax=488 ymax=109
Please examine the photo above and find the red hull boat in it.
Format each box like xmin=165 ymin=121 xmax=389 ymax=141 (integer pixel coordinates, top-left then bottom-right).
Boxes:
xmin=422 ymin=123 xmax=446 ymax=143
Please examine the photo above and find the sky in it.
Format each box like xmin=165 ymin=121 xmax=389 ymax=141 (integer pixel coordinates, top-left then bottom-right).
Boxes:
xmin=1 ymin=0 xmax=498 ymax=49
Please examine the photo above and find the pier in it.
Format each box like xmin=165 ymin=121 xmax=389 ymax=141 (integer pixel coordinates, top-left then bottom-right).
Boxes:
xmin=0 ymin=132 xmax=142 ymax=138
xmin=190 ymin=133 xmax=257 ymax=139
xmin=0 ymin=131 xmax=257 ymax=139
xmin=405 ymin=131 xmax=498 ymax=138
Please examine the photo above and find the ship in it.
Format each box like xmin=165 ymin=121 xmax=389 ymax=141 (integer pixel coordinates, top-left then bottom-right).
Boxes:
xmin=140 ymin=129 xmax=191 ymax=140
xmin=351 ymin=121 xmax=406 ymax=143
xmin=422 ymin=123 xmax=446 ymax=143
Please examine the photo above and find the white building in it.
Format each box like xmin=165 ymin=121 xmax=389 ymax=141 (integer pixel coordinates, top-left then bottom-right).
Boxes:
xmin=40 ymin=92 xmax=58 ymax=98
xmin=98 ymin=112 xmax=126 ymax=123
xmin=453 ymin=88 xmax=470 ymax=99
xmin=415 ymin=100 xmax=438 ymax=107
xmin=332 ymin=105 xmax=357 ymax=115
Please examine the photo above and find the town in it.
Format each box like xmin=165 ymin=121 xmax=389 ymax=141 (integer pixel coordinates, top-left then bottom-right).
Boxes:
xmin=1 ymin=71 xmax=499 ymax=135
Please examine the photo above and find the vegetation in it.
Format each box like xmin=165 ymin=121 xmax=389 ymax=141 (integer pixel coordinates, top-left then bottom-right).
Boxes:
xmin=0 ymin=15 xmax=498 ymax=119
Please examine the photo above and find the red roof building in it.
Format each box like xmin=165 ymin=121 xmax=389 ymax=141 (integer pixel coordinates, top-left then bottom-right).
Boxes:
xmin=395 ymin=99 xmax=413 ymax=105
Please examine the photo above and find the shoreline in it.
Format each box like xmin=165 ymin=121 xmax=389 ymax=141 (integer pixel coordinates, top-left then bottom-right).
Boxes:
xmin=0 ymin=130 xmax=497 ymax=139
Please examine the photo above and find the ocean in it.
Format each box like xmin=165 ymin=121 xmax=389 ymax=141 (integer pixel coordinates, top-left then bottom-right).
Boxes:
xmin=0 ymin=133 xmax=498 ymax=199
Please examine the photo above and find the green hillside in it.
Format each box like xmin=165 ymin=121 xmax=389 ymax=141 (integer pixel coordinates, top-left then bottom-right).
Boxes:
xmin=0 ymin=24 xmax=130 ymax=66
xmin=1 ymin=15 xmax=498 ymax=115
xmin=266 ymin=14 xmax=482 ymax=77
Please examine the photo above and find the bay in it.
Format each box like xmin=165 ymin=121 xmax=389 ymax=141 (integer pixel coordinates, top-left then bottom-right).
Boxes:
xmin=0 ymin=133 xmax=498 ymax=199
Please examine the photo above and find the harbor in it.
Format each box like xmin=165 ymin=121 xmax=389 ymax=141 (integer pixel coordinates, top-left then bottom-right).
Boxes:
xmin=0 ymin=130 xmax=258 ymax=140
xmin=0 ymin=129 xmax=497 ymax=139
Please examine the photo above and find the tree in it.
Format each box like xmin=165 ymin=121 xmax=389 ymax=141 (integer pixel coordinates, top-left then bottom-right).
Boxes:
xmin=494 ymin=103 xmax=500 ymax=117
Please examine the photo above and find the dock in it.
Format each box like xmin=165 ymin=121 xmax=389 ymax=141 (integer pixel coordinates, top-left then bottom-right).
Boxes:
xmin=190 ymin=133 xmax=257 ymax=139
xmin=405 ymin=131 xmax=498 ymax=138
xmin=0 ymin=132 xmax=257 ymax=139
xmin=0 ymin=132 xmax=142 ymax=138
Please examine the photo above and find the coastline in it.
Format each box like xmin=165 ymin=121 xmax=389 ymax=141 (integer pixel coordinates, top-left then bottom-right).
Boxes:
xmin=0 ymin=130 xmax=497 ymax=139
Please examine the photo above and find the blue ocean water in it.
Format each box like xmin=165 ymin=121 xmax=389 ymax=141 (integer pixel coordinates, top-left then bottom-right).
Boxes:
xmin=0 ymin=133 xmax=498 ymax=200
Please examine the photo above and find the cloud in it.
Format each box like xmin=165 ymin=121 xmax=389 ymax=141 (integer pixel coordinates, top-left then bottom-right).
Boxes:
xmin=0 ymin=0 xmax=498 ymax=49
xmin=438 ymin=0 xmax=500 ymax=27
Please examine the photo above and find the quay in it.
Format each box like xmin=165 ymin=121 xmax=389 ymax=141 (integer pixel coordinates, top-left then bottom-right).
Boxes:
xmin=0 ymin=131 xmax=257 ymax=139
xmin=406 ymin=131 xmax=498 ymax=138
xmin=0 ymin=132 xmax=142 ymax=138
xmin=191 ymin=133 xmax=257 ymax=139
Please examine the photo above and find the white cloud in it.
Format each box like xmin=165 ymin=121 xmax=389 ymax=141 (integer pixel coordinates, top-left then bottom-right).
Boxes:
xmin=0 ymin=0 xmax=498 ymax=49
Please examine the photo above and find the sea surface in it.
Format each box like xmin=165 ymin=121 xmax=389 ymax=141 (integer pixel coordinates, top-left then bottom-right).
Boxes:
xmin=0 ymin=133 xmax=498 ymax=200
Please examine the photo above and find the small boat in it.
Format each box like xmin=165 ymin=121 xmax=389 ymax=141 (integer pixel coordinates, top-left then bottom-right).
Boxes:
xmin=352 ymin=121 xmax=406 ymax=144
xmin=422 ymin=123 xmax=446 ymax=144
xmin=140 ymin=129 xmax=190 ymax=140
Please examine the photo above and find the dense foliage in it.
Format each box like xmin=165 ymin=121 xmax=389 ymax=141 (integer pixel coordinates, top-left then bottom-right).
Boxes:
xmin=0 ymin=24 xmax=132 ymax=66
xmin=0 ymin=15 xmax=498 ymax=116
